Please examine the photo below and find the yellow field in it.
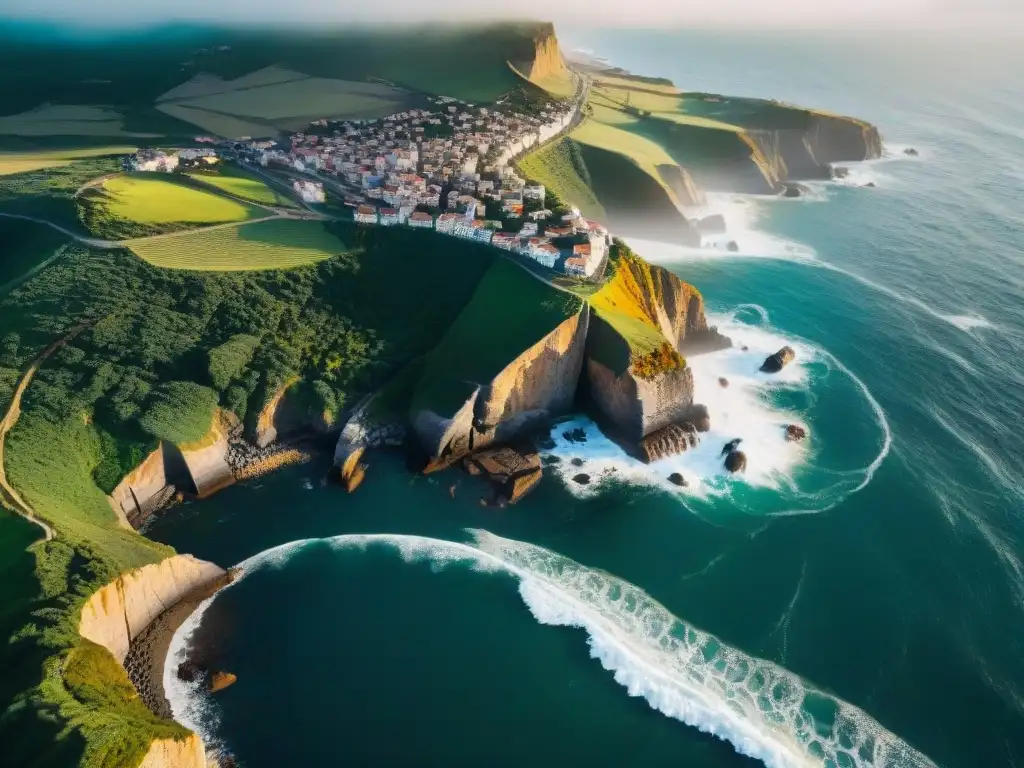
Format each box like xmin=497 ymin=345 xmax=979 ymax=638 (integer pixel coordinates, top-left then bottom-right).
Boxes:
xmin=0 ymin=146 xmax=137 ymax=177
xmin=125 ymin=218 xmax=347 ymax=271
xmin=98 ymin=175 xmax=263 ymax=224
xmin=593 ymin=74 xmax=681 ymax=95
xmin=571 ymin=120 xmax=678 ymax=182
xmin=591 ymin=80 xmax=682 ymax=114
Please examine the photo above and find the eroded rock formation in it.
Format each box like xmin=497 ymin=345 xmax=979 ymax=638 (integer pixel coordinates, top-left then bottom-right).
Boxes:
xmin=464 ymin=445 xmax=543 ymax=504
xmin=760 ymin=346 xmax=795 ymax=373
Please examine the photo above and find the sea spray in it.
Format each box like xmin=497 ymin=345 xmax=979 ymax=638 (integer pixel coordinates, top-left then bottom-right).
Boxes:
xmin=545 ymin=309 xmax=891 ymax=516
xmin=169 ymin=531 xmax=937 ymax=768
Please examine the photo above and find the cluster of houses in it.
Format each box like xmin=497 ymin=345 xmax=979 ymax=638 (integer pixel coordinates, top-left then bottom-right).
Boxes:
xmin=292 ymin=179 xmax=326 ymax=203
xmin=125 ymin=147 xmax=217 ymax=173
xmin=353 ymin=203 xmax=608 ymax=278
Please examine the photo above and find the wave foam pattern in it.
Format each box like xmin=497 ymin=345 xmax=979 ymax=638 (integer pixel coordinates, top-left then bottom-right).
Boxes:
xmin=169 ymin=532 xmax=936 ymax=768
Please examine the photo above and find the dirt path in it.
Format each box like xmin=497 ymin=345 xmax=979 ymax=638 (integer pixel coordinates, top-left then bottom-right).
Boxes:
xmin=0 ymin=324 xmax=90 ymax=543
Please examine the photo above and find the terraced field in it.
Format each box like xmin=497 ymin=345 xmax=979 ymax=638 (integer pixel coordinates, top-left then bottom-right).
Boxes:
xmin=185 ymin=166 xmax=296 ymax=207
xmin=96 ymin=175 xmax=263 ymax=225
xmin=125 ymin=218 xmax=347 ymax=271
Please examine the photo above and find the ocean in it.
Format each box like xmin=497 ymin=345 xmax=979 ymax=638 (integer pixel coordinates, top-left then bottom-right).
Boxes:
xmin=147 ymin=29 xmax=1024 ymax=768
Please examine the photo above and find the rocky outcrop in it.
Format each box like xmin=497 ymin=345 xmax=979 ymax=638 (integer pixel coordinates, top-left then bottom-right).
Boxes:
xmin=639 ymin=421 xmax=699 ymax=462
xmin=138 ymin=734 xmax=205 ymax=768
xmin=785 ymin=424 xmax=808 ymax=442
xmin=414 ymin=306 xmax=589 ymax=471
xmin=760 ymin=346 xmax=795 ymax=373
xmin=80 ymin=555 xmax=226 ymax=663
xmin=254 ymin=376 xmax=298 ymax=448
xmin=657 ymin=164 xmax=705 ymax=207
xmin=749 ymin=113 xmax=882 ymax=183
xmin=334 ymin=395 xmax=406 ymax=491
xmin=464 ymin=445 xmax=542 ymax=504
xmin=725 ymin=450 xmax=747 ymax=473
xmin=519 ymin=23 xmax=569 ymax=84
xmin=209 ymin=671 xmax=237 ymax=693
xmin=179 ymin=413 xmax=235 ymax=499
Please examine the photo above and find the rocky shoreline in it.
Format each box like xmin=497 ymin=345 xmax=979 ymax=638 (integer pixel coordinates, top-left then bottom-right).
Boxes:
xmin=122 ymin=569 xmax=236 ymax=719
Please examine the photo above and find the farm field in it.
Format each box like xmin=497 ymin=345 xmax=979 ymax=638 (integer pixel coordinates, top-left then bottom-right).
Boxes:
xmin=185 ymin=166 xmax=296 ymax=207
xmin=125 ymin=218 xmax=347 ymax=271
xmin=0 ymin=105 xmax=158 ymax=139
xmin=92 ymin=174 xmax=263 ymax=226
xmin=0 ymin=146 xmax=137 ymax=177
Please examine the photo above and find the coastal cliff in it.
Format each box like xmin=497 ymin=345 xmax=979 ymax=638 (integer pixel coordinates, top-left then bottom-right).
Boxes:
xmin=138 ymin=734 xmax=205 ymax=768
xmin=110 ymin=447 xmax=175 ymax=528
xmin=79 ymin=554 xmax=226 ymax=662
xmin=413 ymin=305 xmax=589 ymax=470
xmin=518 ymin=22 xmax=569 ymax=84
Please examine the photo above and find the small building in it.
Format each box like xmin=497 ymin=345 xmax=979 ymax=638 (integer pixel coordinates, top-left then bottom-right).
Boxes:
xmin=293 ymin=180 xmax=326 ymax=204
xmin=379 ymin=207 xmax=400 ymax=226
xmin=564 ymin=256 xmax=590 ymax=277
xmin=527 ymin=239 xmax=560 ymax=269
xmin=409 ymin=211 xmax=434 ymax=228
xmin=544 ymin=225 xmax=573 ymax=238
xmin=523 ymin=184 xmax=546 ymax=201
xmin=435 ymin=213 xmax=462 ymax=234
xmin=354 ymin=205 xmax=378 ymax=225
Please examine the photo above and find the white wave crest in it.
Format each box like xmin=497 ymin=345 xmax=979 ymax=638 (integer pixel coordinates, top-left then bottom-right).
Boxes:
xmin=546 ymin=309 xmax=891 ymax=515
xmin=168 ymin=532 xmax=937 ymax=768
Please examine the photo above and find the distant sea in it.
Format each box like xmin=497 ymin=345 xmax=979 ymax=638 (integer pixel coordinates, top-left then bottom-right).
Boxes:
xmin=148 ymin=29 xmax=1024 ymax=768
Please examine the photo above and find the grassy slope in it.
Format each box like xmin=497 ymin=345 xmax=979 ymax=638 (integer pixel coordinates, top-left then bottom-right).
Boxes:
xmin=184 ymin=165 xmax=296 ymax=207
xmin=412 ymin=259 xmax=583 ymax=417
xmin=517 ymin=138 xmax=605 ymax=220
xmin=0 ymin=148 xmax=138 ymax=177
xmin=127 ymin=219 xmax=346 ymax=271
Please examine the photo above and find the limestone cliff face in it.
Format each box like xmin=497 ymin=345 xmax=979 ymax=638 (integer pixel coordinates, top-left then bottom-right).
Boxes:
xmin=79 ymin=555 xmax=225 ymax=663
xmin=138 ymin=734 xmax=205 ymax=768
xmin=515 ymin=22 xmax=568 ymax=84
xmin=749 ymin=114 xmax=883 ymax=182
xmin=586 ymin=350 xmax=696 ymax=443
xmin=334 ymin=395 xmax=406 ymax=490
xmin=414 ymin=306 xmax=589 ymax=470
xmin=255 ymin=376 xmax=299 ymax=448
xmin=179 ymin=414 xmax=234 ymax=499
xmin=109 ymin=447 xmax=175 ymax=529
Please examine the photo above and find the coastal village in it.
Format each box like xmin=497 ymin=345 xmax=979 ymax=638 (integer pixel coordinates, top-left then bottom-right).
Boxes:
xmin=126 ymin=90 xmax=610 ymax=279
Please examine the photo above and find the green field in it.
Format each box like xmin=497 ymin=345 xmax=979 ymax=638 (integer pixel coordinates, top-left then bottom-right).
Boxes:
xmin=186 ymin=166 xmax=296 ymax=207
xmin=412 ymin=259 xmax=583 ymax=417
xmin=96 ymin=174 xmax=262 ymax=225
xmin=126 ymin=218 xmax=347 ymax=271
xmin=0 ymin=146 xmax=137 ymax=177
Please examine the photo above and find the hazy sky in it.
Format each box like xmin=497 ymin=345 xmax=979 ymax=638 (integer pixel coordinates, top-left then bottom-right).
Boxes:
xmin=0 ymin=0 xmax=1020 ymax=30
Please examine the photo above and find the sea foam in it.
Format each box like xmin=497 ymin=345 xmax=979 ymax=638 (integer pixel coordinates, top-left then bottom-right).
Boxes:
xmin=545 ymin=307 xmax=891 ymax=516
xmin=168 ymin=531 xmax=937 ymax=768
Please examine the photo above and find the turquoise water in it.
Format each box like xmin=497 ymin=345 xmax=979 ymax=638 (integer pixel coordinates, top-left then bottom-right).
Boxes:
xmin=148 ymin=31 xmax=1024 ymax=768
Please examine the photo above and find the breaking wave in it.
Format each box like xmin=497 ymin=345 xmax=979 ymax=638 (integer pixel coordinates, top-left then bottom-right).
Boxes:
xmin=167 ymin=531 xmax=936 ymax=768
xmin=546 ymin=307 xmax=890 ymax=517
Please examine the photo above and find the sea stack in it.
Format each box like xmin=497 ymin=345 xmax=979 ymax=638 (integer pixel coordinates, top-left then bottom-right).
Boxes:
xmin=760 ymin=346 xmax=795 ymax=373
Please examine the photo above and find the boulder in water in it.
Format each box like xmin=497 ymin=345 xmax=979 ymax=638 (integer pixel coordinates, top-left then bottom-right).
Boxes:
xmin=696 ymin=214 xmax=727 ymax=234
xmin=864 ymin=182 xmax=876 ymax=188
xmin=572 ymin=473 xmax=591 ymax=485
xmin=718 ymin=377 xmax=729 ymax=388
xmin=832 ymin=166 xmax=850 ymax=179
xmin=176 ymin=660 xmax=202 ymax=683
xmin=570 ymin=457 xmax=584 ymax=467
xmin=904 ymin=147 xmax=919 ymax=156
xmin=536 ymin=434 xmax=556 ymax=451
xmin=726 ymin=240 xmax=739 ymax=252
xmin=782 ymin=183 xmax=806 ymax=198
xmin=724 ymin=450 xmax=747 ymax=473
xmin=760 ymin=346 xmax=795 ymax=373
xmin=668 ymin=472 xmax=688 ymax=487
xmin=785 ymin=424 xmax=808 ymax=442
xmin=721 ymin=438 xmax=742 ymax=456
xmin=683 ymin=403 xmax=711 ymax=433
xmin=462 ymin=446 xmax=542 ymax=504
xmin=209 ymin=671 xmax=237 ymax=693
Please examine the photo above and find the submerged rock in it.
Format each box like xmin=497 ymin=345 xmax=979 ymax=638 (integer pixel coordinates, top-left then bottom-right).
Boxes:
xmin=726 ymin=240 xmax=739 ymax=252
xmin=864 ymin=182 xmax=876 ymax=188
xmin=542 ymin=454 xmax=562 ymax=466
xmin=572 ymin=473 xmax=591 ymax=485
xmin=782 ymin=183 xmax=805 ymax=198
xmin=724 ymin=450 xmax=747 ymax=473
xmin=570 ymin=457 xmax=584 ymax=467
xmin=684 ymin=403 xmax=711 ymax=433
xmin=721 ymin=438 xmax=742 ymax=456
xmin=562 ymin=427 xmax=587 ymax=444
xmin=718 ymin=377 xmax=729 ymax=388
xmin=832 ymin=166 xmax=850 ymax=179
xmin=785 ymin=424 xmax=808 ymax=442
xmin=760 ymin=346 xmax=795 ymax=373
xmin=463 ymin=446 xmax=542 ymax=504
xmin=536 ymin=434 xmax=556 ymax=451
xmin=176 ymin=661 xmax=202 ymax=683
xmin=904 ymin=147 xmax=919 ymax=156
xmin=668 ymin=472 xmax=688 ymax=487
xmin=209 ymin=671 xmax=237 ymax=693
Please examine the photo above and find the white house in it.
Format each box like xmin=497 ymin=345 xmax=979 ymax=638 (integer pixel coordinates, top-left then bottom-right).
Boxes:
xmin=409 ymin=212 xmax=434 ymax=228
xmin=379 ymin=207 xmax=400 ymax=226
xmin=527 ymin=239 xmax=560 ymax=268
xmin=354 ymin=205 xmax=378 ymax=225
xmin=435 ymin=213 xmax=461 ymax=234
xmin=293 ymin=180 xmax=326 ymax=204
xmin=523 ymin=184 xmax=546 ymax=201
